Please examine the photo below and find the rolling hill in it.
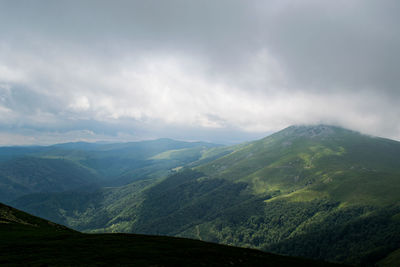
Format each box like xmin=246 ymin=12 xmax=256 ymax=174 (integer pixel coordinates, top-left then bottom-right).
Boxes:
xmin=0 ymin=202 xmax=341 ymax=266
xmin=0 ymin=138 xmax=221 ymax=204
xmin=8 ymin=125 xmax=400 ymax=265
xmin=42 ymin=138 xmax=220 ymax=185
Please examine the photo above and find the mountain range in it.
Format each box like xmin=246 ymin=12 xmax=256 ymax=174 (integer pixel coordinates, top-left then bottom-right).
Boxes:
xmin=2 ymin=125 xmax=399 ymax=265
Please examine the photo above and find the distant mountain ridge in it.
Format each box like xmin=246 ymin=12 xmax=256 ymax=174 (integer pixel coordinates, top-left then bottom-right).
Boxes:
xmin=0 ymin=138 xmax=221 ymax=203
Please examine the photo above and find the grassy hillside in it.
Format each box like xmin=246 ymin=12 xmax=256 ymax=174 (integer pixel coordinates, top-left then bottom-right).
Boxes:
xmin=10 ymin=125 xmax=400 ymax=265
xmin=197 ymin=125 xmax=400 ymax=206
xmin=0 ymin=203 xmax=341 ymax=266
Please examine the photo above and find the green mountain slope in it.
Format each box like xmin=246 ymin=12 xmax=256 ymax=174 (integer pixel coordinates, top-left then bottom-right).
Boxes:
xmin=0 ymin=139 xmax=221 ymax=203
xmin=11 ymin=178 xmax=154 ymax=231
xmin=0 ymin=203 xmax=341 ymax=266
xmin=10 ymin=125 xmax=400 ymax=265
xmin=42 ymin=138 xmax=220 ymax=183
xmin=110 ymin=125 xmax=400 ymax=264
xmin=0 ymin=157 xmax=99 ymax=203
xmin=197 ymin=125 xmax=400 ymax=206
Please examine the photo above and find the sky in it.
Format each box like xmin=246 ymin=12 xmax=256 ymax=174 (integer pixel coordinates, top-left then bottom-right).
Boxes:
xmin=0 ymin=0 xmax=399 ymax=145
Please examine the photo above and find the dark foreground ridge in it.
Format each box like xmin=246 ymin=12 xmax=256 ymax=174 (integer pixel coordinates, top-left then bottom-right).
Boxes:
xmin=0 ymin=203 xmax=342 ymax=267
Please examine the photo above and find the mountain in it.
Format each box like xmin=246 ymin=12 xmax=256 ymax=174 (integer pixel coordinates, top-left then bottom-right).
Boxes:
xmin=10 ymin=125 xmax=400 ymax=265
xmin=0 ymin=203 xmax=341 ymax=266
xmin=0 ymin=146 xmax=49 ymax=162
xmin=37 ymin=138 xmax=221 ymax=185
xmin=0 ymin=157 xmax=99 ymax=203
xmin=196 ymin=124 xmax=400 ymax=206
xmin=0 ymin=139 xmax=221 ymax=203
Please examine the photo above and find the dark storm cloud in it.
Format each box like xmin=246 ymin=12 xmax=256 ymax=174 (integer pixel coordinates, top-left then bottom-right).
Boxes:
xmin=0 ymin=0 xmax=399 ymax=144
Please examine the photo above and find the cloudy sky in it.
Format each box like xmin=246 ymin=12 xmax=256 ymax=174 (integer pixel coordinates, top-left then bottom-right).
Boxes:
xmin=0 ymin=0 xmax=399 ymax=145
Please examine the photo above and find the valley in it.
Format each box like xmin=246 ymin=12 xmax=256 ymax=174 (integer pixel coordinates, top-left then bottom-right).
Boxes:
xmin=2 ymin=125 xmax=400 ymax=266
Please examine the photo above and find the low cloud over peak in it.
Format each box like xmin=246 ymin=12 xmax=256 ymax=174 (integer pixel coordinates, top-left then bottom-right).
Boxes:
xmin=0 ymin=0 xmax=399 ymax=145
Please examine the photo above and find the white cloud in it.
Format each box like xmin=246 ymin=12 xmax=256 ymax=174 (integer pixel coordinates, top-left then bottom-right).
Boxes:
xmin=69 ymin=96 xmax=90 ymax=111
xmin=0 ymin=0 xmax=399 ymax=144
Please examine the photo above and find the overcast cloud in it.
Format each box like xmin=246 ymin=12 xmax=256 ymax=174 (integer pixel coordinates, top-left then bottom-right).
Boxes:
xmin=0 ymin=0 xmax=399 ymax=145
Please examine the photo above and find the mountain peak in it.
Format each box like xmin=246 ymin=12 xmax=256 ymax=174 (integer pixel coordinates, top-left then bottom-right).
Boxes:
xmin=288 ymin=124 xmax=335 ymax=136
xmin=276 ymin=124 xmax=355 ymax=139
